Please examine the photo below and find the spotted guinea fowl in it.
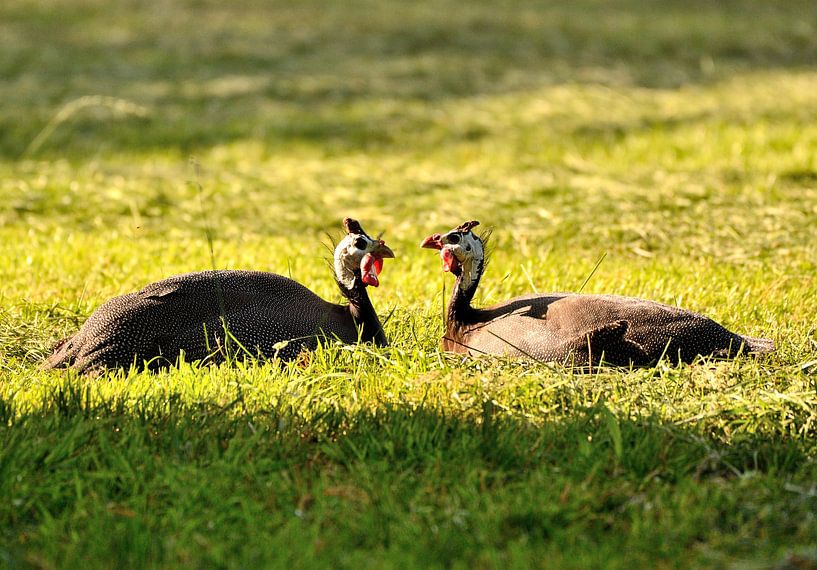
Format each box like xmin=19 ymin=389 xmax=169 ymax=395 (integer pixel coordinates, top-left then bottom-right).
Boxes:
xmin=421 ymin=220 xmax=773 ymax=366
xmin=43 ymin=218 xmax=394 ymax=374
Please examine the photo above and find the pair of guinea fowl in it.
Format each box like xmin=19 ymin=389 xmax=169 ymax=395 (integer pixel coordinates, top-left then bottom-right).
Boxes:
xmin=44 ymin=218 xmax=773 ymax=374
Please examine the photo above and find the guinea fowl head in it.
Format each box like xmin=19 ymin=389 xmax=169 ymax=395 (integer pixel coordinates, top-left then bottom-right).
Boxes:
xmin=420 ymin=220 xmax=484 ymax=291
xmin=334 ymin=217 xmax=395 ymax=290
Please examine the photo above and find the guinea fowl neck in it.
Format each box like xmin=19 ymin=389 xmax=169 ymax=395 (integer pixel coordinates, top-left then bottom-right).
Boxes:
xmin=448 ymin=257 xmax=485 ymax=326
xmin=338 ymin=277 xmax=388 ymax=347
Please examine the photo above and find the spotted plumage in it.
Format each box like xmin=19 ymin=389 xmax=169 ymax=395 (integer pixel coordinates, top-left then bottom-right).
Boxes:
xmin=421 ymin=221 xmax=774 ymax=366
xmin=43 ymin=218 xmax=394 ymax=374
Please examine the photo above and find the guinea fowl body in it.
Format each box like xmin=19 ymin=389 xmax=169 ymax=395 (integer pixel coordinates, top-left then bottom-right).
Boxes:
xmin=423 ymin=221 xmax=774 ymax=367
xmin=445 ymin=292 xmax=773 ymax=365
xmin=44 ymin=219 xmax=393 ymax=374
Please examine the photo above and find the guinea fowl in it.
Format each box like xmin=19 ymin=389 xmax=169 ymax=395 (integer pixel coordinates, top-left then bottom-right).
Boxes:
xmin=421 ymin=220 xmax=774 ymax=366
xmin=43 ymin=218 xmax=394 ymax=374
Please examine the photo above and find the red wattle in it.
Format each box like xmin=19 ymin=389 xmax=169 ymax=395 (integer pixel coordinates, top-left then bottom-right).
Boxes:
xmin=360 ymin=253 xmax=381 ymax=287
xmin=441 ymin=248 xmax=456 ymax=273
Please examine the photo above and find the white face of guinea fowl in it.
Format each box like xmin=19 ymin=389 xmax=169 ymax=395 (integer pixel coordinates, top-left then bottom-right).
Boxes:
xmin=421 ymin=222 xmax=485 ymax=292
xmin=334 ymin=230 xmax=395 ymax=290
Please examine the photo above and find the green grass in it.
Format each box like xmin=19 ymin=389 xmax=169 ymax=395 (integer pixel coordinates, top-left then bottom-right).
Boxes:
xmin=2 ymin=0 xmax=817 ymax=567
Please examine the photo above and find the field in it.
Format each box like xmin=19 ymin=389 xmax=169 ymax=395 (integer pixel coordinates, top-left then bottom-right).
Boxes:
xmin=2 ymin=0 xmax=817 ymax=567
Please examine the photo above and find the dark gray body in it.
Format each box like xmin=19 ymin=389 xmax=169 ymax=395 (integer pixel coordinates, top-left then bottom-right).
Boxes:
xmin=446 ymin=292 xmax=774 ymax=365
xmin=43 ymin=270 xmax=370 ymax=374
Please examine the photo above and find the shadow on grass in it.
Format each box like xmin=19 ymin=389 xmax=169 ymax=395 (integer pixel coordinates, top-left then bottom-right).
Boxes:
xmin=1 ymin=380 xmax=815 ymax=566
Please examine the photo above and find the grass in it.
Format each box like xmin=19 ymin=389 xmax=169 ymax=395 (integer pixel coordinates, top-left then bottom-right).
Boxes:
xmin=2 ymin=0 xmax=817 ymax=567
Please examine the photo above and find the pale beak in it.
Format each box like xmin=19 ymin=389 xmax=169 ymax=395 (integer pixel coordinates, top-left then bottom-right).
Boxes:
xmin=420 ymin=233 xmax=443 ymax=250
xmin=373 ymin=240 xmax=395 ymax=259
